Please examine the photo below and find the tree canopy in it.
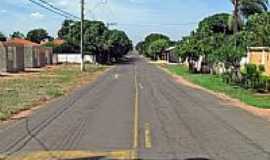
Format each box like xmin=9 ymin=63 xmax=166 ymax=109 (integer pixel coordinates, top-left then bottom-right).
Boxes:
xmin=147 ymin=39 xmax=170 ymax=60
xmin=57 ymin=19 xmax=133 ymax=64
xmin=136 ymin=33 xmax=171 ymax=59
xmin=0 ymin=32 xmax=6 ymax=41
xmin=229 ymin=0 xmax=269 ymax=33
xmin=197 ymin=13 xmax=232 ymax=35
xmin=26 ymin=28 xmax=51 ymax=43
xmin=245 ymin=12 xmax=270 ymax=46
xmin=10 ymin=31 xmax=25 ymax=39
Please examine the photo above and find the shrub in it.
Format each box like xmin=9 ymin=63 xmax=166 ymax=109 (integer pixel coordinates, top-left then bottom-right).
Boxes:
xmin=258 ymin=64 xmax=265 ymax=73
xmin=224 ymin=64 xmax=270 ymax=92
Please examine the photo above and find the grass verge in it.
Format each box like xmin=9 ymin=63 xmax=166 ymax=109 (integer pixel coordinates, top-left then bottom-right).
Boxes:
xmin=161 ymin=64 xmax=270 ymax=109
xmin=0 ymin=64 xmax=108 ymax=120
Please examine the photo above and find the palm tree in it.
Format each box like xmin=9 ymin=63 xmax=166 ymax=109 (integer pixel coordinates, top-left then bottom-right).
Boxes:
xmin=229 ymin=0 xmax=269 ymax=33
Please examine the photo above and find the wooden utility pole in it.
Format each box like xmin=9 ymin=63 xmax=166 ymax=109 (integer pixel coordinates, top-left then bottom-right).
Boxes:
xmin=80 ymin=0 xmax=85 ymax=71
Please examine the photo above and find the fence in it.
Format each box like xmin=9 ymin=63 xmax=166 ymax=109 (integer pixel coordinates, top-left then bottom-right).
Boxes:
xmin=53 ymin=53 xmax=96 ymax=64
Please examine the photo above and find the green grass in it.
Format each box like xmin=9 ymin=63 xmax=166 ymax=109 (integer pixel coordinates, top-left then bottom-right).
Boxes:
xmin=0 ymin=64 xmax=107 ymax=120
xmin=163 ymin=64 xmax=270 ymax=109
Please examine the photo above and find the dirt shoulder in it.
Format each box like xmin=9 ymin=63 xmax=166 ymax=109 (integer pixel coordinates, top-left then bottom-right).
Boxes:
xmin=0 ymin=64 xmax=110 ymax=122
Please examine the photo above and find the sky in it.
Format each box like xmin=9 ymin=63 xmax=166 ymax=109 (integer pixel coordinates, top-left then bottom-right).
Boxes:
xmin=0 ymin=0 xmax=232 ymax=43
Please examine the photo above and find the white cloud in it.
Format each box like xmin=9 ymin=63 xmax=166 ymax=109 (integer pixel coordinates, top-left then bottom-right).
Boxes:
xmin=0 ymin=9 xmax=7 ymax=13
xmin=30 ymin=12 xmax=44 ymax=18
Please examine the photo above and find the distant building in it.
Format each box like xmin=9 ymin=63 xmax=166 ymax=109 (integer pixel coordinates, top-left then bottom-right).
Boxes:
xmin=162 ymin=46 xmax=179 ymax=63
xmin=0 ymin=41 xmax=24 ymax=72
xmin=247 ymin=47 xmax=270 ymax=75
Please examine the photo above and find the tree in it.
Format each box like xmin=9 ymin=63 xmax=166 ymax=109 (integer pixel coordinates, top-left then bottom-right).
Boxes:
xmin=229 ymin=0 xmax=269 ymax=33
xmin=83 ymin=20 xmax=108 ymax=55
xmin=139 ymin=33 xmax=170 ymax=57
xmin=104 ymin=29 xmax=132 ymax=61
xmin=26 ymin=28 xmax=50 ymax=43
xmin=197 ymin=13 xmax=232 ymax=35
xmin=0 ymin=32 xmax=6 ymax=41
xmin=135 ymin=41 xmax=144 ymax=54
xmin=57 ymin=19 xmax=133 ymax=64
xmin=245 ymin=12 xmax=270 ymax=46
xmin=54 ymin=41 xmax=80 ymax=53
xmin=147 ymin=39 xmax=169 ymax=60
xmin=10 ymin=31 xmax=25 ymax=39
xmin=58 ymin=19 xmax=75 ymax=40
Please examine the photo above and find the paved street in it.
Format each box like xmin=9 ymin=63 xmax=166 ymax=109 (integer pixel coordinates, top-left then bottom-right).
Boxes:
xmin=1 ymin=55 xmax=270 ymax=160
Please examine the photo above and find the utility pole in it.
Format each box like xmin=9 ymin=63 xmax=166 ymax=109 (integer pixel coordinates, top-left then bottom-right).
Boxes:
xmin=80 ymin=0 xmax=85 ymax=71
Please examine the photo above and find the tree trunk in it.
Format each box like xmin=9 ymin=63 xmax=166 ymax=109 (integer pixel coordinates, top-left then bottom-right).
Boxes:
xmin=233 ymin=0 xmax=240 ymax=33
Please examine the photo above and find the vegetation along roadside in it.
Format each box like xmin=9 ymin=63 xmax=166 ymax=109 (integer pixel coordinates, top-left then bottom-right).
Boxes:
xmin=0 ymin=64 xmax=108 ymax=121
xmin=161 ymin=64 xmax=270 ymax=109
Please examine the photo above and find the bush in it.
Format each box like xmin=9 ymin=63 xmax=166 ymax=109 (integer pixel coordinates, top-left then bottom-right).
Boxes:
xmin=54 ymin=42 xmax=80 ymax=53
xmin=223 ymin=64 xmax=270 ymax=93
xmin=258 ymin=64 xmax=265 ymax=73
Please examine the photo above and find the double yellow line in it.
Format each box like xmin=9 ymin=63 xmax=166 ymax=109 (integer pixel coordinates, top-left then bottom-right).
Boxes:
xmin=132 ymin=66 xmax=152 ymax=158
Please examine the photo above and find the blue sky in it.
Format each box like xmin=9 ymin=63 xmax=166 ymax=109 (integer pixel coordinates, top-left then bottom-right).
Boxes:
xmin=0 ymin=0 xmax=232 ymax=43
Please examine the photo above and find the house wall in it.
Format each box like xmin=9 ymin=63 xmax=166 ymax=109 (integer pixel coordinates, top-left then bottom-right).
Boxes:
xmin=38 ymin=47 xmax=46 ymax=67
xmin=0 ymin=43 xmax=7 ymax=72
xmin=0 ymin=42 xmax=24 ymax=72
xmin=44 ymin=47 xmax=53 ymax=65
xmin=15 ymin=46 xmax=25 ymax=71
xmin=248 ymin=49 xmax=270 ymax=75
xmin=24 ymin=46 xmax=48 ymax=68
xmin=24 ymin=46 xmax=35 ymax=68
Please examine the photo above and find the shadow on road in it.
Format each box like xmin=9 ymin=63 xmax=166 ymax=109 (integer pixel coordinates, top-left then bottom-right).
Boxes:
xmin=63 ymin=157 xmax=211 ymax=160
xmin=64 ymin=156 xmax=107 ymax=160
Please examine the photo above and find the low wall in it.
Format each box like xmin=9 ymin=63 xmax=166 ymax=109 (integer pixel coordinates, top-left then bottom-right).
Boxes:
xmin=54 ymin=53 xmax=96 ymax=64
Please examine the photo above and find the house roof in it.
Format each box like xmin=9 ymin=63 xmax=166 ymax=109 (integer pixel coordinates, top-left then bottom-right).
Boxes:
xmin=6 ymin=38 xmax=40 ymax=47
xmin=42 ymin=39 xmax=65 ymax=47
xmin=248 ymin=47 xmax=270 ymax=51
xmin=165 ymin=46 xmax=176 ymax=52
xmin=52 ymin=39 xmax=65 ymax=46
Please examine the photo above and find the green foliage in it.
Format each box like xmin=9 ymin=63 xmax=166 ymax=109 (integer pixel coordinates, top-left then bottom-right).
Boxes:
xmin=197 ymin=13 xmax=232 ymax=35
xmin=54 ymin=42 xmax=80 ymax=53
xmin=166 ymin=64 xmax=270 ymax=108
xmin=258 ymin=64 xmax=265 ymax=73
xmin=135 ymin=41 xmax=144 ymax=54
xmin=10 ymin=31 xmax=25 ymax=39
xmin=147 ymin=39 xmax=169 ymax=60
xmin=229 ymin=0 xmax=269 ymax=33
xmin=245 ymin=12 xmax=270 ymax=46
xmin=238 ymin=0 xmax=269 ymax=18
xmin=174 ymin=13 xmax=259 ymax=73
xmin=103 ymin=29 xmax=133 ymax=61
xmin=57 ymin=20 xmax=132 ymax=64
xmin=58 ymin=19 xmax=75 ymax=40
xmin=26 ymin=28 xmax=50 ymax=43
xmin=139 ymin=33 xmax=170 ymax=57
xmin=174 ymin=35 xmax=201 ymax=61
xmin=0 ymin=32 xmax=6 ymax=41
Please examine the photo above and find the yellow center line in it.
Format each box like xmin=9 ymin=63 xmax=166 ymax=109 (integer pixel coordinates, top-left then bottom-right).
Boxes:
xmin=1 ymin=150 xmax=133 ymax=160
xmin=133 ymin=65 xmax=139 ymax=150
xmin=144 ymin=123 xmax=152 ymax=149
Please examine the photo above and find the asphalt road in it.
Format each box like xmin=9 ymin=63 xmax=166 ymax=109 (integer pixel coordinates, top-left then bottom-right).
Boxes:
xmin=1 ymin=55 xmax=270 ymax=160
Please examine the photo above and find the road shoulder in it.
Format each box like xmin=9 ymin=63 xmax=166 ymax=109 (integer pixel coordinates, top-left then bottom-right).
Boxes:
xmin=158 ymin=64 xmax=270 ymax=122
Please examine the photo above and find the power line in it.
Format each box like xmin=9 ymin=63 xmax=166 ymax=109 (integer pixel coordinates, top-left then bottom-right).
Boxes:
xmin=36 ymin=0 xmax=80 ymax=19
xmin=118 ymin=22 xmax=198 ymax=27
xmin=28 ymin=0 xmax=79 ymax=20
